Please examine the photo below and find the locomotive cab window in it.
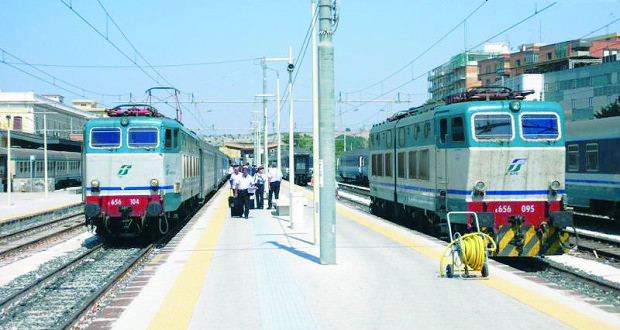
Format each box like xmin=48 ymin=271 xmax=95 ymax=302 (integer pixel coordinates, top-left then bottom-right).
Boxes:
xmin=521 ymin=113 xmax=559 ymax=140
xmin=128 ymin=127 xmax=159 ymax=148
xmin=164 ymin=129 xmax=173 ymax=148
xmin=473 ymin=114 xmax=513 ymax=140
xmin=90 ymin=127 xmax=121 ymax=148
xmin=439 ymin=118 xmax=447 ymax=143
xmin=451 ymin=116 xmax=465 ymax=142
xmin=567 ymin=144 xmax=579 ymax=171
xmin=586 ymin=143 xmax=599 ymax=172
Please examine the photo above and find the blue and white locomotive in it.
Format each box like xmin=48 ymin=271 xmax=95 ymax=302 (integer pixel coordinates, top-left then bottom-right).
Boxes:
xmin=369 ymin=88 xmax=572 ymax=257
xmin=565 ymin=116 xmax=620 ymax=222
xmin=83 ymin=104 xmax=228 ymax=238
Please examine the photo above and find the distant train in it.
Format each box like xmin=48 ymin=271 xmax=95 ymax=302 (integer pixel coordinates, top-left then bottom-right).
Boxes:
xmin=83 ymin=104 xmax=228 ymax=239
xmin=337 ymin=149 xmax=368 ymax=185
xmin=565 ymin=116 xmax=620 ymax=222
xmin=281 ymin=149 xmax=312 ymax=186
xmin=0 ymin=147 xmax=82 ymax=192
xmin=368 ymin=87 xmax=572 ymax=257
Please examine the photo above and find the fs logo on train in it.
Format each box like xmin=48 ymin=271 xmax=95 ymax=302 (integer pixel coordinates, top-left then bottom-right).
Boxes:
xmin=117 ymin=165 xmax=133 ymax=176
xmin=505 ymin=158 xmax=527 ymax=175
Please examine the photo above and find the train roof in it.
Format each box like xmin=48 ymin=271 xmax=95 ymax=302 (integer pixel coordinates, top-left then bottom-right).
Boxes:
xmin=0 ymin=147 xmax=81 ymax=160
xmin=566 ymin=116 xmax=620 ymax=141
xmin=340 ymin=149 xmax=368 ymax=158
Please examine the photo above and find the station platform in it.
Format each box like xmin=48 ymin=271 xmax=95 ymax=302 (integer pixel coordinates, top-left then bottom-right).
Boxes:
xmin=91 ymin=185 xmax=620 ymax=329
xmin=0 ymin=189 xmax=82 ymax=223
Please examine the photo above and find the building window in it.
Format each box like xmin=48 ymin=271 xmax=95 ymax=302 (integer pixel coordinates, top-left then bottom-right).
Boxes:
xmin=571 ymin=99 xmax=576 ymax=110
xmin=13 ymin=116 xmax=22 ymax=130
xmin=547 ymin=52 xmax=552 ymax=60
xmin=567 ymin=144 xmax=579 ymax=172
xmin=485 ymin=66 xmax=491 ymax=74
xmin=586 ymin=143 xmax=599 ymax=172
xmin=588 ymin=97 xmax=593 ymax=108
xmin=485 ymin=79 xmax=491 ymax=86
xmin=516 ymin=59 xmax=521 ymax=66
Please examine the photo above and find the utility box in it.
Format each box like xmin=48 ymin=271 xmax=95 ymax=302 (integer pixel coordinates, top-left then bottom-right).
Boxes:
xmin=290 ymin=192 xmax=305 ymax=229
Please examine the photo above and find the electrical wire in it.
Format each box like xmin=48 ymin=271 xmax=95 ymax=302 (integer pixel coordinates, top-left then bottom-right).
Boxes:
xmin=344 ymin=0 xmax=490 ymax=95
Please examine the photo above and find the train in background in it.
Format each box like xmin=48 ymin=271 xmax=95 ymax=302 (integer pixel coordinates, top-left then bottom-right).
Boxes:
xmin=369 ymin=87 xmax=572 ymax=257
xmin=0 ymin=147 xmax=81 ymax=192
xmin=565 ymin=116 xmax=620 ymax=223
xmin=281 ymin=149 xmax=312 ymax=186
xmin=337 ymin=149 xmax=368 ymax=185
xmin=83 ymin=104 xmax=228 ymax=239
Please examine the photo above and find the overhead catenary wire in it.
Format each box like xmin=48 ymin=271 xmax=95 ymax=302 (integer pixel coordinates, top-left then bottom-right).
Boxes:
xmin=0 ymin=47 xmax=128 ymax=103
xmin=3 ymin=57 xmax=262 ymax=69
xmin=344 ymin=0 xmax=491 ymax=95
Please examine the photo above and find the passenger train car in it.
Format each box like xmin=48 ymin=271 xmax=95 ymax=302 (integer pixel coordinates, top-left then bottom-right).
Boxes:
xmin=337 ymin=149 xmax=368 ymax=185
xmin=281 ymin=149 xmax=312 ymax=186
xmin=369 ymin=88 xmax=572 ymax=257
xmin=83 ymin=105 xmax=228 ymax=238
xmin=0 ymin=147 xmax=81 ymax=192
xmin=565 ymin=116 xmax=620 ymax=222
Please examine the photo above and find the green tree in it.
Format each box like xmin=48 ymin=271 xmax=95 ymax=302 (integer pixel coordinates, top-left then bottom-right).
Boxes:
xmin=594 ymin=96 xmax=620 ymax=118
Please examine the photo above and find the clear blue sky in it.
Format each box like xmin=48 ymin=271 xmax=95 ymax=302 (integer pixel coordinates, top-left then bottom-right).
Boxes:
xmin=1 ymin=0 xmax=618 ymax=134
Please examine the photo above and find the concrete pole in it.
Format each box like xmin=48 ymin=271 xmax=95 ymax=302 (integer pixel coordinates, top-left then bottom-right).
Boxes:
xmin=311 ymin=0 xmax=320 ymax=246
xmin=287 ymin=47 xmax=295 ymax=211
xmin=276 ymin=73 xmax=282 ymax=171
xmin=318 ymin=0 xmax=336 ymax=264
xmin=262 ymin=59 xmax=269 ymax=174
xmin=44 ymin=113 xmax=48 ymax=199
xmin=6 ymin=115 xmax=11 ymax=206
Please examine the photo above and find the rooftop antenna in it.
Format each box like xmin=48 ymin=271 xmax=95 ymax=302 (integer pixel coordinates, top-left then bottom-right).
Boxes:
xmin=145 ymin=87 xmax=182 ymax=122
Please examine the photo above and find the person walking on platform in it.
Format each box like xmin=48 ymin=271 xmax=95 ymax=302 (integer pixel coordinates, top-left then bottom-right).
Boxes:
xmin=253 ymin=166 xmax=267 ymax=209
xmin=235 ymin=166 xmax=255 ymax=219
xmin=267 ymin=163 xmax=283 ymax=209
xmin=229 ymin=165 xmax=241 ymax=194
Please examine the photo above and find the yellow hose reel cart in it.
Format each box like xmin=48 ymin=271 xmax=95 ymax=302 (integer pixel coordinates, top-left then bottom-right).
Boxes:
xmin=440 ymin=211 xmax=497 ymax=278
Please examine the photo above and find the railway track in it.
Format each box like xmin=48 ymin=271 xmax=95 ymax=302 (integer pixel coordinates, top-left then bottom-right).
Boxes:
xmin=0 ymin=214 xmax=86 ymax=259
xmin=0 ymin=242 xmax=153 ymax=329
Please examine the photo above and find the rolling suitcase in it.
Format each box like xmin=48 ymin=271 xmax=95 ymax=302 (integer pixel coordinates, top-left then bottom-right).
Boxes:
xmin=229 ymin=195 xmax=243 ymax=217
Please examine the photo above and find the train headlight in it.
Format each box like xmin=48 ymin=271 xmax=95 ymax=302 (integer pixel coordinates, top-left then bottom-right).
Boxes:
xmin=91 ymin=180 xmax=100 ymax=188
xmin=150 ymin=179 xmax=159 ymax=188
xmin=474 ymin=181 xmax=486 ymax=192
xmin=509 ymin=101 xmax=521 ymax=112
xmin=550 ymin=180 xmax=561 ymax=191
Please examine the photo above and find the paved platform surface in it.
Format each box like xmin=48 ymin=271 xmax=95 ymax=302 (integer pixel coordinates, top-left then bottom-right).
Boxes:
xmin=92 ymin=185 xmax=620 ymax=330
xmin=0 ymin=189 xmax=82 ymax=222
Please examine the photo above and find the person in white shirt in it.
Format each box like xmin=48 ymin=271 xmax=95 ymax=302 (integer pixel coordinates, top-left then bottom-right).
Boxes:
xmin=229 ymin=165 xmax=241 ymax=194
xmin=253 ymin=166 xmax=267 ymax=209
xmin=235 ymin=166 xmax=255 ymax=219
xmin=267 ymin=163 xmax=283 ymax=209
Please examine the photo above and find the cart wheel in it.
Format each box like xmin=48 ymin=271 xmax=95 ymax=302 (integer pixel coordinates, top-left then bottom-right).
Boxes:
xmin=446 ymin=264 xmax=453 ymax=278
xmin=481 ymin=262 xmax=489 ymax=278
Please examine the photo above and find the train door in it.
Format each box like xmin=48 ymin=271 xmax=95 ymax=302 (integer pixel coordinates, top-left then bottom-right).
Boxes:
xmin=199 ymin=149 xmax=204 ymax=198
xmin=436 ymin=118 xmax=448 ymax=209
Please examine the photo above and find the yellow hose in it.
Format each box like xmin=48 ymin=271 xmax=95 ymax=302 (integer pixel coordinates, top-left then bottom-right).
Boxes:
xmin=440 ymin=232 xmax=497 ymax=276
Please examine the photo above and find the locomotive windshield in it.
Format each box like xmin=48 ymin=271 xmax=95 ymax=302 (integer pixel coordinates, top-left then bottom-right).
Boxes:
xmin=90 ymin=127 xmax=121 ymax=148
xmin=128 ymin=127 xmax=159 ymax=148
xmin=473 ymin=114 xmax=512 ymax=140
xmin=521 ymin=114 xmax=559 ymax=140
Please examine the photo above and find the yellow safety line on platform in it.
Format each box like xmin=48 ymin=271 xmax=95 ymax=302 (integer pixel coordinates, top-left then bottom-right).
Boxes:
xmin=0 ymin=200 xmax=82 ymax=223
xmin=292 ymin=183 xmax=615 ymax=329
xmin=147 ymin=193 xmax=228 ymax=330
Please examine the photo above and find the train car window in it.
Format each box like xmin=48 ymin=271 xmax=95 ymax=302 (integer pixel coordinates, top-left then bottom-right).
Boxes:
xmin=371 ymin=154 xmax=377 ymax=176
xmin=567 ymin=144 xmax=579 ymax=171
xmin=128 ymin=127 xmax=159 ymax=148
xmin=173 ymin=129 xmax=179 ymax=148
xmin=419 ymin=149 xmax=430 ymax=180
xmin=451 ymin=117 xmax=465 ymax=142
xmin=377 ymin=154 xmax=384 ymax=176
xmin=586 ymin=143 xmax=599 ymax=172
xmin=408 ymin=151 xmax=417 ymax=179
xmin=398 ymin=128 xmax=406 ymax=147
xmin=439 ymin=118 xmax=447 ymax=143
xmin=385 ymin=153 xmax=393 ymax=177
xmin=386 ymin=130 xmax=393 ymax=148
xmin=164 ymin=129 xmax=173 ymax=148
xmin=397 ymin=152 xmax=406 ymax=178
xmin=90 ymin=127 xmax=121 ymax=148
xmin=473 ymin=114 xmax=512 ymax=140
xmin=521 ymin=114 xmax=559 ymax=140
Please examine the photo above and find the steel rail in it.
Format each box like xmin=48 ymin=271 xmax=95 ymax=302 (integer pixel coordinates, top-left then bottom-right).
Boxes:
xmin=0 ymin=213 xmax=84 ymax=243
xmin=0 ymin=221 xmax=86 ymax=259
xmin=0 ymin=244 xmax=104 ymax=314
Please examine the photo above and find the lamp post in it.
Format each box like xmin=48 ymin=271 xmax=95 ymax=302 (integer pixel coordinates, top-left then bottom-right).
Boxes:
xmin=5 ymin=115 xmax=11 ymax=206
